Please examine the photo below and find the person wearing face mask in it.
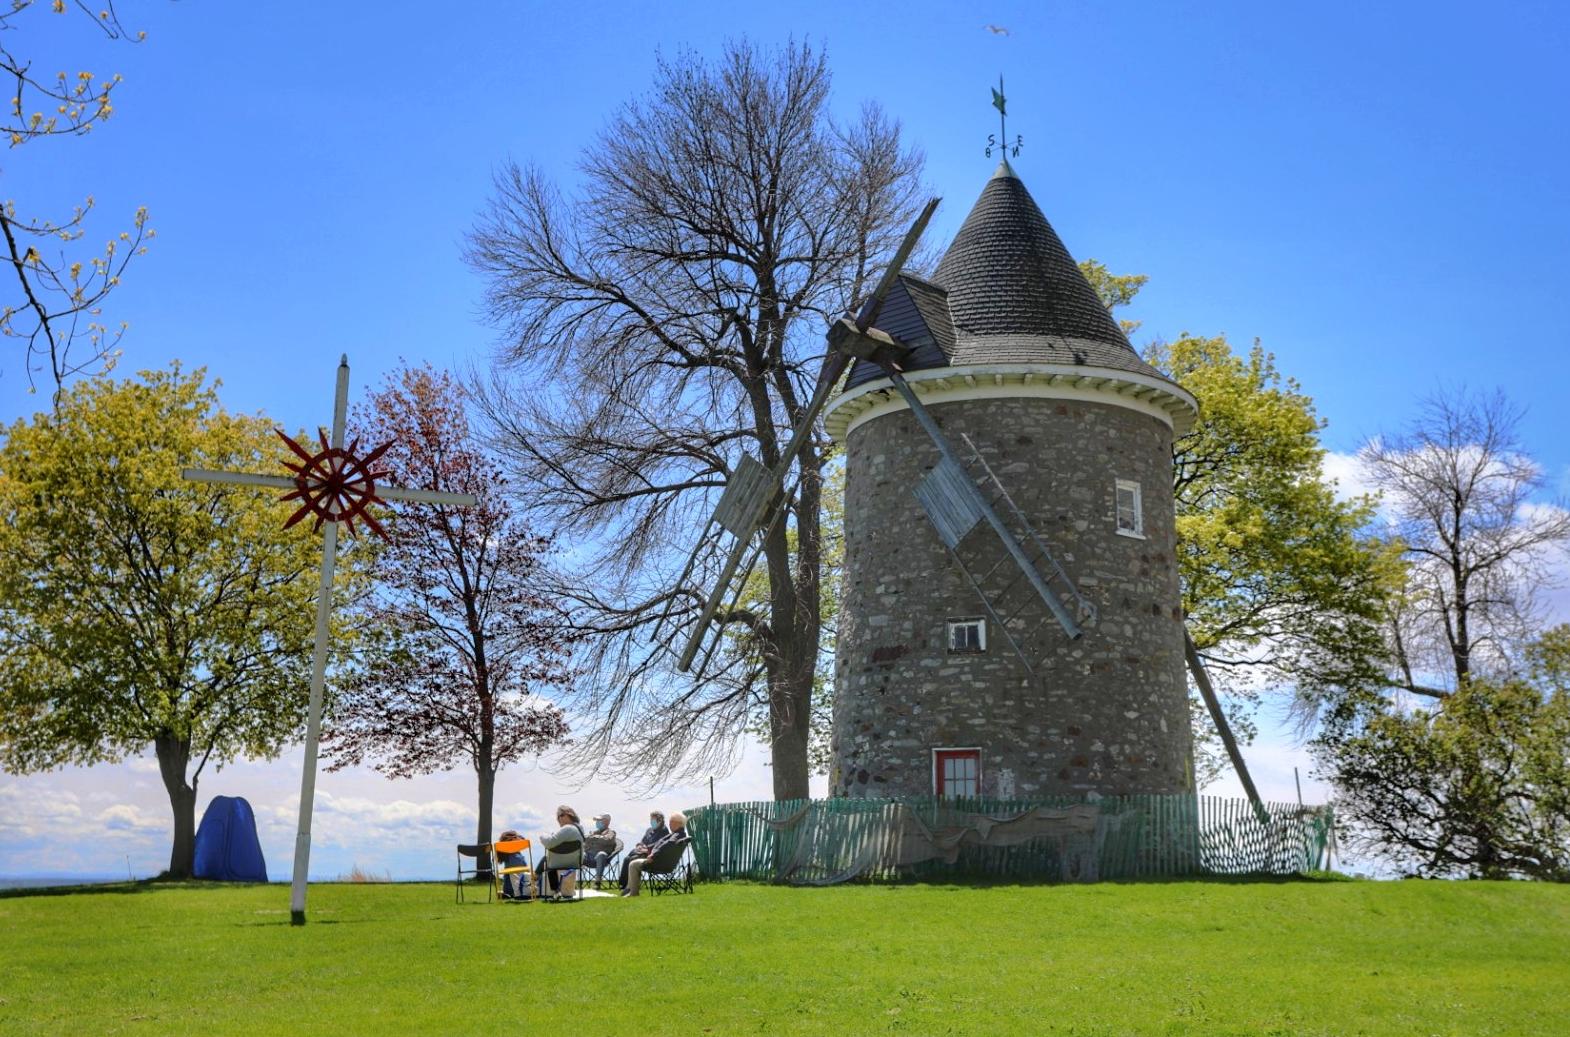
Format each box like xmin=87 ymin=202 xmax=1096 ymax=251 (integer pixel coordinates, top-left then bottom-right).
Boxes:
xmin=582 ymin=813 xmax=619 ymax=889
xmin=634 ymin=811 xmax=668 ymax=856
xmin=618 ymin=811 xmax=669 ymax=888
xmin=619 ymin=811 xmax=688 ymax=897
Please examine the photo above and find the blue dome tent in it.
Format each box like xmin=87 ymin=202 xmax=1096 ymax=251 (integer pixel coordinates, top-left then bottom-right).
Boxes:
xmin=192 ymin=796 xmax=268 ymax=882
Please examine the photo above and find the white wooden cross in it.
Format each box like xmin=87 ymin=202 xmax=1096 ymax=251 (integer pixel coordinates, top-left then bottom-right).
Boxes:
xmin=182 ymin=355 xmax=476 ymax=925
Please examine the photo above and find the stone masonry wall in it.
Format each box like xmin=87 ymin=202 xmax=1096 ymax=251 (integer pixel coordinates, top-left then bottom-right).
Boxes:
xmin=829 ymin=392 xmax=1194 ymax=799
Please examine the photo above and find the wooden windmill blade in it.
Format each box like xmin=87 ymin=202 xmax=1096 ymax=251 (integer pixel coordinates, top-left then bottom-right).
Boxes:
xmin=870 ymin=358 xmax=1089 ymax=644
xmin=667 ymin=198 xmax=942 ymax=673
xmin=857 ymin=198 xmax=940 ymax=332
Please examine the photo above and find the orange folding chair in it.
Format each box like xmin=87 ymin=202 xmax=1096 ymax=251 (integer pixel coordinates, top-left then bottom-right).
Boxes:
xmin=492 ymin=837 xmax=534 ymax=902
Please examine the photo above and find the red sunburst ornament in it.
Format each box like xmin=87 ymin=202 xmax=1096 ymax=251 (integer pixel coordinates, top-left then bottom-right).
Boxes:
xmin=180 ymin=356 xmax=480 ymax=926
xmin=276 ymin=427 xmax=395 ymax=537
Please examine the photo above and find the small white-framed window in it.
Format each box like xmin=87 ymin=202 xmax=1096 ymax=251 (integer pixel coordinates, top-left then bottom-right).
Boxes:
xmin=933 ymin=748 xmax=982 ymax=798
xmin=1115 ymin=478 xmax=1144 ymax=538
xmin=947 ymin=617 xmax=986 ymax=653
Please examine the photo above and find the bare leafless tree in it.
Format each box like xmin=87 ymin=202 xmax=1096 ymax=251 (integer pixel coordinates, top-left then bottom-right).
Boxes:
xmin=465 ymin=41 xmax=923 ymax=799
xmin=1362 ymin=388 xmax=1570 ymax=698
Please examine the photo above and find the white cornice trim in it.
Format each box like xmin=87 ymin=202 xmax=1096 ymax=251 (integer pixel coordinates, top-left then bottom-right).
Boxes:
xmin=825 ymin=363 xmax=1200 ymax=442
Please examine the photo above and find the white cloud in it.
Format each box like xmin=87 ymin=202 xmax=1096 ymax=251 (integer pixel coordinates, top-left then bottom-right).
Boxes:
xmin=1321 ymin=450 xmax=1379 ymax=505
xmin=499 ymin=802 xmax=549 ymax=831
xmin=95 ymin=803 xmax=168 ymax=834
xmin=1 ymin=733 xmax=807 ymax=881
xmin=0 ymin=785 xmax=84 ymax=838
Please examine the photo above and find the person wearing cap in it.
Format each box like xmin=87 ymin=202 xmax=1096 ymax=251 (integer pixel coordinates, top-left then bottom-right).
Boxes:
xmin=582 ymin=813 xmax=619 ymax=888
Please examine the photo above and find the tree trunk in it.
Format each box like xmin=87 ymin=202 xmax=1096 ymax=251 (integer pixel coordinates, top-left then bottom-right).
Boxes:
xmin=475 ymin=762 xmax=496 ymax=881
xmin=761 ymin=511 xmax=816 ymax=801
xmin=154 ymin=731 xmax=197 ymax=879
xmin=769 ymin=684 xmax=813 ymax=801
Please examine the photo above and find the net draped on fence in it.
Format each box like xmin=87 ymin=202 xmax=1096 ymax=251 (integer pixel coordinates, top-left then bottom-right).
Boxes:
xmin=684 ymin=795 xmax=1333 ymax=885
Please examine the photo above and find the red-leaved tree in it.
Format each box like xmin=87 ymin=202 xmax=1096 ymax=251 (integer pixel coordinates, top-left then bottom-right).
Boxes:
xmin=323 ymin=363 xmax=571 ymax=860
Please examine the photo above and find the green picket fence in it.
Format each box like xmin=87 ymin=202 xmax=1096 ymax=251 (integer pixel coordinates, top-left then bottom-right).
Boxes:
xmin=684 ymin=795 xmax=1333 ymax=884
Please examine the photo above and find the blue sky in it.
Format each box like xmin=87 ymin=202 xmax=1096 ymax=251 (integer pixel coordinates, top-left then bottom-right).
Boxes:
xmin=2 ymin=2 xmax=1568 ymax=879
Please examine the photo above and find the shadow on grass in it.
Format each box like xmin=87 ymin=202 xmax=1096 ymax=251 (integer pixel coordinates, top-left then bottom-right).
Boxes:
xmin=696 ymin=869 xmax=1361 ymax=892
xmin=0 ymin=878 xmax=273 ymax=900
xmin=234 ymin=917 xmax=375 ymax=927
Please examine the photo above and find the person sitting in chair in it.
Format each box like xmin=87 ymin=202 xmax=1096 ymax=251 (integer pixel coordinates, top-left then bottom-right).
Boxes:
xmin=631 ymin=810 xmax=668 ymax=858
xmin=619 ymin=811 xmax=688 ymax=898
xmin=536 ymin=805 xmax=585 ymax=900
xmin=496 ymin=828 xmax=530 ymax=900
xmin=582 ymin=813 xmax=618 ymax=888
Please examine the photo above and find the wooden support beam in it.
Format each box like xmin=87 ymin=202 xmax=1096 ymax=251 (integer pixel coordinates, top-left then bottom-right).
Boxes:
xmin=1185 ymin=626 xmax=1269 ymax=822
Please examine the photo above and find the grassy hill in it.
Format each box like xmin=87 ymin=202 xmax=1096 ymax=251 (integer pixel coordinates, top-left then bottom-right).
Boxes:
xmin=2 ymin=877 xmax=1566 ymax=1035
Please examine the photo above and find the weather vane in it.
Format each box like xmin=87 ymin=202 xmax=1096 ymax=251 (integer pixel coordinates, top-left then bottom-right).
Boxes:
xmin=986 ymin=75 xmax=1023 ymax=159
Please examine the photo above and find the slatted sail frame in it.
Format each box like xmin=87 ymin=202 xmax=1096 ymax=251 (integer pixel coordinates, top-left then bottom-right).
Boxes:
xmin=712 ymin=454 xmax=773 ymax=537
xmin=913 ymin=457 xmax=983 ymax=549
xmin=650 ymin=457 xmax=800 ymax=681
xmin=664 ymin=198 xmax=942 ymax=674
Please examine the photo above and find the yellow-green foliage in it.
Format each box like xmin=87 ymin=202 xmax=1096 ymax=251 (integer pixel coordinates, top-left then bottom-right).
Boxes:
xmin=1151 ymin=334 xmax=1402 ymax=701
xmin=0 ymin=365 xmax=330 ymax=772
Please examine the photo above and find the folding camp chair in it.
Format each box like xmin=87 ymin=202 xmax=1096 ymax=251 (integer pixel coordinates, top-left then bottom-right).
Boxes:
xmin=455 ymin=843 xmax=493 ymax=903
xmin=536 ymin=839 xmax=584 ymax=902
xmin=641 ymin=838 xmax=695 ymax=896
xmin=491 ymin=837 xmax=535 ymax=902
xmin=585 ymin=836 xmax=623 ymax=889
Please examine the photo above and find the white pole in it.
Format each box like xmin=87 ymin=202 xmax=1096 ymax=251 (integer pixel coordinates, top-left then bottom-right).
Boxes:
xmin=289 ymin=355 xmax=351 ymax=925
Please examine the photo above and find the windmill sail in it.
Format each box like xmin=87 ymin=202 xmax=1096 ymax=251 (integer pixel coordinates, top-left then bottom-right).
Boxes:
xmin=909 ymin=430 xmax=1096 ymax=678
xmin=649 ymin=458 xmax=798 ymax=680
xmin=873 ymin=367 xmax=1092 ymax=673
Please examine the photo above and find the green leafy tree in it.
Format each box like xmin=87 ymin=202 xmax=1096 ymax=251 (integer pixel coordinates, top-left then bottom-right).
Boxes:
xmin=0 ymin=366 xmax=330 ymax=877
xmin=1325 ymin=630 xmax=1570 ymax=880
xmin=1531 ymin=624 xmax=1570 ymax=695
xmin=1082 ymin=261 xmax=1399 ymax=783
xmin=1077 ymin=259 xmax=1147 ymax=338
xmin=1155 ymin=335 xmax=1399 ymax=697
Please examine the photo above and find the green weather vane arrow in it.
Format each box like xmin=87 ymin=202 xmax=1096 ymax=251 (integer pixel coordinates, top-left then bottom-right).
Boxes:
xmin=987 ymin=75 xmax=1022 ymax=159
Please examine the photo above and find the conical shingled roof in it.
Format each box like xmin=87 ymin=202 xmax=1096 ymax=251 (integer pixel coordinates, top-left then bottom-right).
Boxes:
xmin=928 ymin=160 xmax=1169 ymax=380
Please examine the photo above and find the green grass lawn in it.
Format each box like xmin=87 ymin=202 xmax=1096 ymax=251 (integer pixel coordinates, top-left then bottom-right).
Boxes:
xmin=2 ymin=877 xmax=1567 ymax=1036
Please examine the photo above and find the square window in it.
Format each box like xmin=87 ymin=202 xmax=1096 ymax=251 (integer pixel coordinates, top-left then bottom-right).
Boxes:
xmin=947 ymin=618 xmax=986 ymax=653
xmin=1115 ymin=479 xmax=1144 ymax=537
xmin=934 ymin=748 xmax=981 ymax=798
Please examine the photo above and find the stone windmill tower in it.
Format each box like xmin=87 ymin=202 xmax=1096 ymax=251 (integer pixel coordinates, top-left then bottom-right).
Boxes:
xmin=822 ymin=159 xmax=1200 ymax=801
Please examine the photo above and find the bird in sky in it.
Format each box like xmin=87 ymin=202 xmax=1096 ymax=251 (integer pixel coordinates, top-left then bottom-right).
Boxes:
xmin=985 ymin=24 xmax=1011 ymax=36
